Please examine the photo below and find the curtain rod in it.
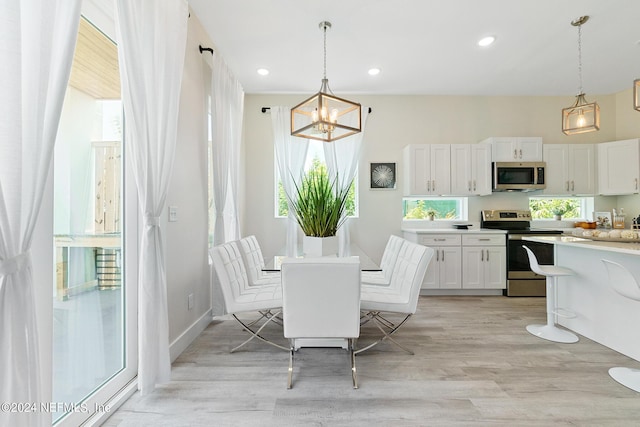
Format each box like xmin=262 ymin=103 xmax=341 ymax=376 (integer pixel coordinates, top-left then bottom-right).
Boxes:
xmin=261 ymin=107 xmax=372 ymax=113
xmin=199 ymin=45 xmax=214 ymax=55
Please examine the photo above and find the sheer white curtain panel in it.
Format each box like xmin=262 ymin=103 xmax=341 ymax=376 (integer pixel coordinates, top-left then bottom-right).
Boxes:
xmin=323 ymin=110 xmax=370 ymax=256
xmin=115 ymin=0 xmax=188 ymax=395
xmin=211 ymin=54 xmax=244 ymax=245
xmin=272 ymin=107 xmax=309 ymax=257
xmin=0 ymin=0 xmax=81 ymax=425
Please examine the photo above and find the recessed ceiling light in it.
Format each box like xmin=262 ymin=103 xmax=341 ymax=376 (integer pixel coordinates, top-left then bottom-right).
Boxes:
xmin=478 ymin=36 xmax=496 ymax=47
xmin=368 ymin=68 xmax=381 ymax=76
xmin=257 ymin=68 xmax=269 ymax=76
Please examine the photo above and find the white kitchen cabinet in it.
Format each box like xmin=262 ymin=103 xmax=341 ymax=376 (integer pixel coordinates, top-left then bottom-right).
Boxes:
xmin=481 ymin=137 xmax=543 ymax=162
xmin=403 ymin=144 xmax=451 ymax=195
xmin=413 ymin=234 xmax=461 ymax=289
xmin=461 ymin=234 xmax=506 ymax=289
xmin=598 ymin=139 xmax=640 ymax=195
xmin=543 ymin=144 xmax=595 ymax=195
xmin=450 ymin=144 xmax=492 ymax=195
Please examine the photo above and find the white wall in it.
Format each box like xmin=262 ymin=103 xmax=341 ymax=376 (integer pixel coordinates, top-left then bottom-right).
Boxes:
xmin=241 ymin=91 xmax=637 ymax=264
xmin=164 ymin=12 xmax=212 ymax=344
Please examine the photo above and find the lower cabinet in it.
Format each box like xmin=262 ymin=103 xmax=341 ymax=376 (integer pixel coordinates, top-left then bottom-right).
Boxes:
xmin=403 ymin=231 xmax=506 ymax=291
xmin=424 ymin=246 xmax=462 ymax=289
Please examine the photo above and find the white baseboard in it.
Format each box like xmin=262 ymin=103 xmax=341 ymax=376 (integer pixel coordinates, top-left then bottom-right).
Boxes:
xmin=169 ymin=308 xmax=212 ymax=362
xmin=419 ymin=289 xmax=504 ymax=296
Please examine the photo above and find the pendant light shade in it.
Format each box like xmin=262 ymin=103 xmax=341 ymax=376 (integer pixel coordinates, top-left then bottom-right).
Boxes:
xmin=634 ymin=79 xmax=640 ymax=111
xmin=562 ymin=93 xmax=600 ymax=135
xmin=291 ymin=21 xmax=361 ymax=142
xmin=562 ymin=16 xmax=600 ymax=136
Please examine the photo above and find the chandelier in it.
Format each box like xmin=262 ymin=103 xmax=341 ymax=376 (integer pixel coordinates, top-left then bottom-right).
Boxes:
xmin=562 ymin=16 xmax=600 ymax=135
xmin=291 ymin=21 xmax=361 ymax=142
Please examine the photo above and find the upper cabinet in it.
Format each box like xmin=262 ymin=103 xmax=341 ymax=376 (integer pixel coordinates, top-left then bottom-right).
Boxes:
xmin=450 ymin=144 xmax=492 ymax=196
xmin=480 ymin=137 xmax=543 ymax=162
xmin=403 ymin=144 xmax=451 ymax=195
xmin=543 ymin=144 xmax=596 ymax=195
xmin=598 ymin=139 xmax=640 ymax=195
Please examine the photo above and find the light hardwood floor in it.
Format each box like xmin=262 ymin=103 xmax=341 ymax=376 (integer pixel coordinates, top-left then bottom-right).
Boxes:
xmin=104 ymin=296 xmax=640 ymax=426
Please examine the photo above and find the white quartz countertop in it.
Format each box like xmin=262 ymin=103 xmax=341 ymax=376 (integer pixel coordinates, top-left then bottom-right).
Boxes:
xmin=402 ymin=228 xmax=507 ymax=234
xmin=523 ymin=235 xmax=640 ymax=256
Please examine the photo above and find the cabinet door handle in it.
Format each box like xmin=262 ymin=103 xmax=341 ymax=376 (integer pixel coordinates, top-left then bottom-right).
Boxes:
xmin=481 ymin=250 xmax=484 ymax=261
xmin=566 ymin=181 xmax=570 ymax=191
xmin=519 ymin=149 xmax=522 ymax=159
xmin=486 ymin=249 xmax=490 ymax=262
xmin=473 ymin=180 xmax=476 ymax=191
xmin=513 ymin=149 xmax=517 ymax=159
xmin=571 ymin=180 xmax=575 ymax=191
xmin=436 ymin=249 xmax=439 ymax=262
xmin=432 ymin=180 xmax=435 ymax=192
xmin=478 ymin=238 xmax=490 ymax=241
xmin=427 ymin=181 xmax=431 ymax=192
xmin=468 ymin=180 xmax=471 ymax=191
xmin=636 ymin=178 xmax=638 ymax=190
xmin=441 ymin=250 xmax=445 ymax=262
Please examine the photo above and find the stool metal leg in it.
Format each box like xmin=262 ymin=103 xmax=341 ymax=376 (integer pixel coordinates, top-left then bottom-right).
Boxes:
xmin=526 ymin=276 xmax=579 ymax=343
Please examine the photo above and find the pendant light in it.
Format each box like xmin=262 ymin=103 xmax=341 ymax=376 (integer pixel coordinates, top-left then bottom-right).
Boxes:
xmin=633 ymin=79 xmax=640 ymax=111
xmin=291 ymin=21 xmax=361 ymax=142
xmin=562 ymin=16 xmax=600 ymax=135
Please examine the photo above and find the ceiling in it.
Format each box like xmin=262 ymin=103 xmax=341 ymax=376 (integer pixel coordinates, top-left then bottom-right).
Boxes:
xmin=69 ymin=16 xmax=120 ymax=99
xmin=188 ymin=0 xmax=640 ymax=97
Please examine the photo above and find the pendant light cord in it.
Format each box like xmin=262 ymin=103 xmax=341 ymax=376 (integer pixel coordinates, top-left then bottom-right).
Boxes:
xmin=577 ymin=23 xmax=583 ymax=95
xmin=323 ymin=23 xmax=327 ymax=81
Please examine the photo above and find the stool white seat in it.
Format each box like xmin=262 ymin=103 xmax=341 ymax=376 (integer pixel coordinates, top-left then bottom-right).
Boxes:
xmin=523 ymin=246 xmax=579 ymax=344
xmin=602 ymin=259 xmax=640 ymax=392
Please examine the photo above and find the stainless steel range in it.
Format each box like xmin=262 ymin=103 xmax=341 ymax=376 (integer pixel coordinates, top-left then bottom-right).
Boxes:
xmin=481 ymin=209 xmax=563 ymax=296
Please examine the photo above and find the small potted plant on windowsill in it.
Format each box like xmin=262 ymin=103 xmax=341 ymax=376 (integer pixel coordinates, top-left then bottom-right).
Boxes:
xmin=552 ymin=207 xmax=566 ymax=221
xmin=425 ymin=208 xmax=438 ymax=221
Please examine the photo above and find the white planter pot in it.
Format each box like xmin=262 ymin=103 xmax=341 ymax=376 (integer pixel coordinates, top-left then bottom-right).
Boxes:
xmin=303 ymin=235 xmax=338 ymax=257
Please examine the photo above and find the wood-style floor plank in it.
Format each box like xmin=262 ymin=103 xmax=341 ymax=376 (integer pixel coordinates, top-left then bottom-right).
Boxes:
xmin=104 ymin=296 xmax=640 ymax=426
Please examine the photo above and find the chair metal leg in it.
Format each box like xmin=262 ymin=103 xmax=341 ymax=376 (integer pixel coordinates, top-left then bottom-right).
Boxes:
xmin=350 ymin=339 xmax=358 ymax=389
xmin=355 ymin=312 xmax=414 ymax=355
xmin=230 ymin=312 xmax=288 ymax=353
xmin=287 ymin=342 xmax=294 ymax=389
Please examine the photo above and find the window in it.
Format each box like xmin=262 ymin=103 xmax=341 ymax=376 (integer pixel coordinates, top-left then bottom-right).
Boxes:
xmin=403 ymin=197 xmax=468 ymax=221
xmin=276 ymin=140 xmax=358 ymax=218
xmin=529 ymin=196 xmax=594 ymax=220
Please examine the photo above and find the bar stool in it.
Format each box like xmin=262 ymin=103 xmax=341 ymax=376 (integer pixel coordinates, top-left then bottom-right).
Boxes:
xmin=602 ymin=259 xmax=640 ymax=392
xmin=523 ymin=246 xmax=579 ymax=343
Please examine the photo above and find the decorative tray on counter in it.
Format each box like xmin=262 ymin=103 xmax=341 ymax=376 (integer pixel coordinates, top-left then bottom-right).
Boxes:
xmin=567 ymin=229 xmax=640 ymax=243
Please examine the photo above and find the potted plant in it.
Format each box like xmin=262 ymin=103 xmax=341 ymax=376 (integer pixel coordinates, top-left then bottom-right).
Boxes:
xmin=424 ymin=207 xmax=438 ymax=221
xmin=552 ymin=207 xmax=566 ymax=221
xmin=288 ymin=169 xmax=353 ymax=256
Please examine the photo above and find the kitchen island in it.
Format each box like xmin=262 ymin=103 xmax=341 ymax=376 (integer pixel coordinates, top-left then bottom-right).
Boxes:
xmin=523 ymin=235 xmax=640 ymax=362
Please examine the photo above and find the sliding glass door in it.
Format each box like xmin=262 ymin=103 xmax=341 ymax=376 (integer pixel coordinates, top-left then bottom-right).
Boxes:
xmin=52 ymin=9 xmax=137 ymax=426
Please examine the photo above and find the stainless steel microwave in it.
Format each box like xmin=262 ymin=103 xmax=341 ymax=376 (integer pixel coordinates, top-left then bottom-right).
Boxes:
xmin=492 ymin=162 xmax=546 ymax=192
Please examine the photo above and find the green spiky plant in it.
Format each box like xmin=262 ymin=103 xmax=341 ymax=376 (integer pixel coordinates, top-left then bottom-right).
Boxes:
xmin=288 ymin=169 xmax=353 ymax=237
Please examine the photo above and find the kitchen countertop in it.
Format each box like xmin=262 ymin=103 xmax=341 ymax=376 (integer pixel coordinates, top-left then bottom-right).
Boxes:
xmin=523 ymin=235 xmax=640 ymax=256
xmin=402 ymin=228 xmax=507 ymax=234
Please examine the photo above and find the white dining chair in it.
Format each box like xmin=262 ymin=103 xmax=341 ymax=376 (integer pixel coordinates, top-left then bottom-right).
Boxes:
xmin=357 ymin=241 xmax=434 ymax=355
xmin=239 ymin=235 xmax=281 ymax=286
xmin=210 ymin=241 xmax=287 ymax=352
xmin=361 ymin=234 xmax=405 ymax=286
xmin=281 ymin=257 xmax=361 ymax=389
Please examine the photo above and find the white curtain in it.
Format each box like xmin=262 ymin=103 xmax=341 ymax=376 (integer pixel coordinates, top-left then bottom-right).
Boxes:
xmin=0 ymin=1 xmax=81 ymax=426
xmin=323 ymin=109 xmax=370 ymax=256
xmin=115 ymin=0 xmax=188 ymax=395
xmin=211 ymin=54 xmax=244 ymax=245
xmin=272 ymin=107 xmax=309 ymax=257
